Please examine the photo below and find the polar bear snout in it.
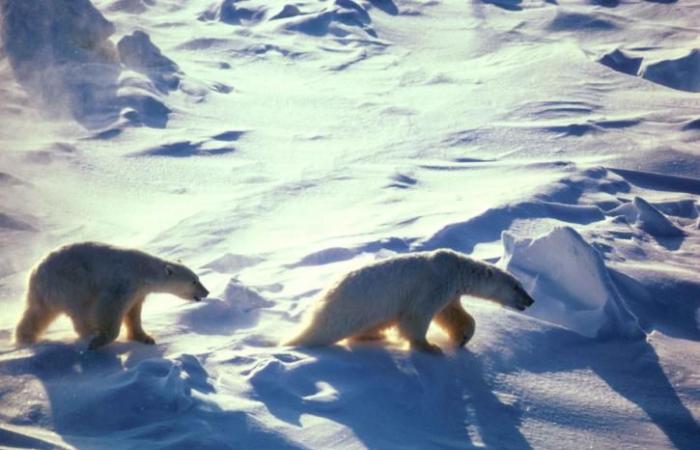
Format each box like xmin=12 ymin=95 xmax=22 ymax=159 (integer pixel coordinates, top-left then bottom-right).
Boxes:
xmin=497 ymin=279 xmax=535 ymax=312
xmin=513 ymin=285 xmax=535 ymax=311
xmin=193 ymin=282 xmax=209 ymax=302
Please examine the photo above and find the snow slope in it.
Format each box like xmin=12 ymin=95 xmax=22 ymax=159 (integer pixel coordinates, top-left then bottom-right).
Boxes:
xmin=0 ymin=0 xmax=699 ymax=448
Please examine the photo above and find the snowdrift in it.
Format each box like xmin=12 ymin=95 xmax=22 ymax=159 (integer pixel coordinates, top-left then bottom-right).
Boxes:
xmin=609 ymin=197 xmax=685 ymax=238
xmin=179 ymin=279 xmax=274 ymax=335
xmin=0 ymin=0 xmax=119 ymax=127
xmin=599 ymin=49 xmax=642 ymax=76
xmin=0 ymin=0 xmax=178 ymax=129
xmin=501 ymin=226 xmax=643 ymax=339
xmin=199 ymin=0 xmax=384 ymax=38
xmin=1 ymin=0 xmax=699 ymax=449
xmin=599 ymin=47 xmax=700 ymax=93
xmin=117 ymin=31 xmax=181 ymax=92
xmin=641 ymin=50 xmax=700 ymax=93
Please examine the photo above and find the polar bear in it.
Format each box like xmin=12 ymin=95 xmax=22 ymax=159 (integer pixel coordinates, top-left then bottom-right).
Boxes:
xmin=286 ymin=249 xmax=534 ymax=354
xmin=14 ymin=242 xmax=209 ymax=349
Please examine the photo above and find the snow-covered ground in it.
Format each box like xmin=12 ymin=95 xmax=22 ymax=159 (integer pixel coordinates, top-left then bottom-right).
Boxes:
xmin=1 ymin=0 xmax=699 ymax=448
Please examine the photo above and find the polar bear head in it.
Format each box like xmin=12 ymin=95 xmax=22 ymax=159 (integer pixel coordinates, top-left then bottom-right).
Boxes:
xmin=484 ymin=267 xmax=535 ymax=311
xmin=161 ymin=262 xmax=209 ymax=302
xmin=450 ymin=253 xmax=534 ymax=311
xmin=434 ymin=249 xmax=534 ymax=311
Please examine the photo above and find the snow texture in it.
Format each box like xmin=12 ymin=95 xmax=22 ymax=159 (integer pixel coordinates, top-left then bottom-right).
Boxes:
xmin=0 ymin=0 xmax=699 ymax=448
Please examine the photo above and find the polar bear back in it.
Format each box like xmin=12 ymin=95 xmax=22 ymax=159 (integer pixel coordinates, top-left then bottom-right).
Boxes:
xmin=321 ymin=251 xmax=461 ymax=322
xmin=31 ymin=242 xmax=163 ymax=312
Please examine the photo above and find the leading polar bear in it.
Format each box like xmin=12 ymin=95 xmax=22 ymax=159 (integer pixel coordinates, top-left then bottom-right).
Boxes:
xmin=286 ymin=249 xmax=534 ymax=354
xmin=14 ymin=242 xmax=209 ymax=349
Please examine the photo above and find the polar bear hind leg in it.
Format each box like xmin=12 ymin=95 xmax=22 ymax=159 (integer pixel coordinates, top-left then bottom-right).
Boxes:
xmin=14 ymin=282 xmax=60 ymax=345
xmin=15 ymin=304 xmax=59 ymax=345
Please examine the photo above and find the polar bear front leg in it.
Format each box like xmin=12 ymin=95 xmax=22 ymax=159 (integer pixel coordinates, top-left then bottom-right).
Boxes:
xmin=398 ymin=312 xmax=443 ymax=355
xmin=88 ymin=290 xmax=129 ymax=350
xmin=124 ymin=301 xmax=155 ymax=345
xmin=434 ymin=298 xmax=475 ymax=348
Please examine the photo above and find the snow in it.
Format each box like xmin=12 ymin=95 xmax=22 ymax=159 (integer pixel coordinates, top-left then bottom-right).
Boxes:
xmin=642 ymin=50 xmax=700 ymax=93
xmin=1 ymin=0 xmax=700 ymax=448
xmin=502 ymin=226 xmax=643 ymax=339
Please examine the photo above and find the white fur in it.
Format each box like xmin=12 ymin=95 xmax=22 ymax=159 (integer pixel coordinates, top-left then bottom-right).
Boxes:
xmin=14 ymin=242 xmax=209 ymax=349
xmin=286 ymin=249 xmax=534 ymax=353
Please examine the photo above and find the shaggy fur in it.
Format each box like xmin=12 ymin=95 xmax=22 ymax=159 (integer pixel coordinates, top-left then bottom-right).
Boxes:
xmin=286 ymin=248 xmax=534 ymax=354
xmin=14 ymin=242 xmax=209 ymax=349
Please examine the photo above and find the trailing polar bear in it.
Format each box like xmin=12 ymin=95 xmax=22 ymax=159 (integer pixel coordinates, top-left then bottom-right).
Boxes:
xmin=14 ymin=242 xmax=209 ymax=349
xmin=286 ymin=248 xmax=534 ymax=354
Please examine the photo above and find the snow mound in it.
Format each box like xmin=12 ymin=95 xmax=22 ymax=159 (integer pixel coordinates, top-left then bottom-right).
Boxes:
xmin=270 ymin=4 xmax=303 ymax=20
xmin=548 ymin=12 xmax=618 ymax=32
xmin=650 ymin=198 xmax=698 ymax=219
xmin=117 ymin=31 xmax=180 ymax=92
xmin=682 ymin=117 xmax=700 ymax=131
xmin=632 ymin=197 xmax=685 ymax=237
xmin=0 ymin=0 xmax=119 ymax=127
xmin=198 ymin=0 xmax=380 ymax=38
xmin=641 ymin=50 xmax=700 ymax=93
xmin=599 ymin=49 xmax=642 ymax=76
xmin=502 ymin=226 xmax=643 ymax=339
xmin=418 ymin=200 xmax=604 ymax=253
xmin=283 ymin=0 xmax=377 ymax=38
xmin=61 ymin=357 xmax=199 ymax=434
xmin=179 ymin=279 xmax=274 ymax=334
xmin=0 ymin=0 xmax=177 ymax=129
xmin=129 ymin=140 xmax=236 ymax=157
xmin=199 ymin=0 xmax=267 ymax=25
xmin=609 ymin=197 xmax=684 ymax=237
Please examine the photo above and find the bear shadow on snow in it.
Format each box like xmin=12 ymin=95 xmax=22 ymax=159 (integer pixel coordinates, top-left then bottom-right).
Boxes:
xmin=248 ymin=345 xmax=533 ymax=449
xmin=0 ymin=342 xmax=306 ymax=450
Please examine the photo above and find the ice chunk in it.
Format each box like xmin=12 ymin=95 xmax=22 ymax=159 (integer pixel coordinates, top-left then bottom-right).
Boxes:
xmin=117 ymin=31 xmax=180 ymax=91
xmin=599 ymin=49 xmax=643 ymax=76
xmin=633 ymin=197 xmax=684 ymax=237
xmin=609 ymin=197 xmax=684 ymax=237
xmin=501 ymin=227 xmax=642 ymax=338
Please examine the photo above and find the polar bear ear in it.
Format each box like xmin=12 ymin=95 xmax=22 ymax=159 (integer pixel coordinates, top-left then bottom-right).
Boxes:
xmin=165 ymin=265 xmax=174 ymax=276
